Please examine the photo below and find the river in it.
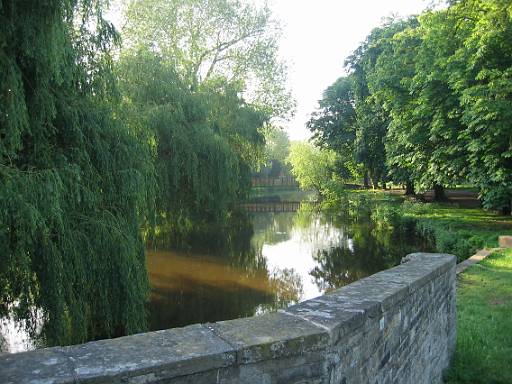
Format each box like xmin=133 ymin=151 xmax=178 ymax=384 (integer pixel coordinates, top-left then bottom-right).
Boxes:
xmin=147 ymin=203 xmax=429 ymax=332
xmin=0 ymin=198 xmax=431 ymax=353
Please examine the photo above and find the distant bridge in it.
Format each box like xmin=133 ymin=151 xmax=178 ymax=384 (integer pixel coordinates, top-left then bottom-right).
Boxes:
xmin=251 ymin=176 xmax=298 ymax=187
xmin=239 ymin=201 xmax=302 ymax=213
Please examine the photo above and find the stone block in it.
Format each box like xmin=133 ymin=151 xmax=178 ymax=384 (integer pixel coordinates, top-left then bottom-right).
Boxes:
xmin=499 ymin=235 xmax=512 ymax=248
xmin=207 ymin=312 xmax=328 ymax=365
xmin=0 ymin=347 xmax=74 ymax=384
xmin=65 ymin=324 xmax=235 ymax=383
xmin=283 ymin=294 xmax=376 ymax=343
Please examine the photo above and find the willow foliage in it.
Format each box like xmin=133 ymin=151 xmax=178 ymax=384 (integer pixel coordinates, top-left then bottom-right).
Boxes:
xmin=117 ymin=49 xmax=266 ymax=245
xmin=0 ymin=1 xmax=151 ymax=345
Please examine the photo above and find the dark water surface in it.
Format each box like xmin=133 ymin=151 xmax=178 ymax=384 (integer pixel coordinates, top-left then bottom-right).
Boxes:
xmin=1 ymin=202 xmax=431 ymax=352
xmin=147 ymin=205 xmax=430 ymax=332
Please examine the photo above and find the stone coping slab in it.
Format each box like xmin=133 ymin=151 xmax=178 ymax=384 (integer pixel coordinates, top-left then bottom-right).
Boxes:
xmin=0 ymin=252 xmax=456 ymax=384
xmin=206 ymin=312 xmax=329 ymax=364
xmin=499 ymin=236 xmax=512 ymax=248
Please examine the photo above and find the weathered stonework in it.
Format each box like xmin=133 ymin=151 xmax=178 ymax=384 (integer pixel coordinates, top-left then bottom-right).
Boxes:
xmin=498 ymin=235 xmax=512 ymax=248
xmin=0 ymin=253 xmax=456 ymax=384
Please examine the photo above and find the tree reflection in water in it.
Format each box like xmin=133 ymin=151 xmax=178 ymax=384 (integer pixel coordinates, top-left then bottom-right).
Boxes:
xmin=146 ymin=204 xmax=430 ymax=333
xmin=2 ymin=203 xmax=430 ymax=352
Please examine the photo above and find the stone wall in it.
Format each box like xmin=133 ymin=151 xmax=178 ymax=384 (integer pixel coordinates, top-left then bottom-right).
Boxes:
xmin=0 ymin=252 xmax=456 ymax=384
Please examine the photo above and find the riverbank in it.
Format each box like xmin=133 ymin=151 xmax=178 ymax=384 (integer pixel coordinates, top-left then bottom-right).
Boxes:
xmin=342 ymin=189 xmax=512 ymax=261
xmin=403 ymin=203 xmax=512 ymax=261
xmin=444 ymin=248 xmax=512 ymax=383
xmin=249 ymin=186 xmax=512 ymax=261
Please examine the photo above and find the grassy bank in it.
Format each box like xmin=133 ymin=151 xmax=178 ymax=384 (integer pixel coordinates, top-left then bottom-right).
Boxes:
xmin=403 ymin=203 xmax=512 ymax=261
xmin=347 ymin=190 xmax=512 ymax=261
xmin=444 ymin=249 xmax=512 ymax=383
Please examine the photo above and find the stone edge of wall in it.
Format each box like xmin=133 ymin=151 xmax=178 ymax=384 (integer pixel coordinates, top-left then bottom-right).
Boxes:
xmin=0 ymin=253 xmax=456 ymax=384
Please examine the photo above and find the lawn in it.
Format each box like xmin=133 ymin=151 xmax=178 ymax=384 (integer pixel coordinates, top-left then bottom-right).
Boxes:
xmin=404 ymin=203 xmax=512 ymax=261
xmin=444 ymin=249 xmax=512 ymax=384
xmin=346 ymin=190 xmax=512 ymax=260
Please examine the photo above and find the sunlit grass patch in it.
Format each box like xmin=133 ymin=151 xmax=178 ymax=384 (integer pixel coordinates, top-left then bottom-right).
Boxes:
xmin=405 ymin=204 xmax=512 ymax=261
xmin=444 ymin=249 xmax=512 ymax=384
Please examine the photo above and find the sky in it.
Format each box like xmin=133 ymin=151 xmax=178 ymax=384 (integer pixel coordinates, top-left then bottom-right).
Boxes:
xmin=267 ymin=0 xmax=430 ymax=140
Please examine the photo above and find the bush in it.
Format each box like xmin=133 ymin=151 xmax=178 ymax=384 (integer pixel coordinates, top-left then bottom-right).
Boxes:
xmin=371 ymin=204 xmax=402 ymax=229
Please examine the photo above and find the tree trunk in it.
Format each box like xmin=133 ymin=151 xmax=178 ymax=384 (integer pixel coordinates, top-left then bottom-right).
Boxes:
xmin=503 ymin=198 xmax=512 ymax=215
xmin=371 ymin=175 xmax=378 ymax=190
xmin=433 ymin=184 xmax=447 ymax=202
xmin=405 ymin=180 xmax=415 ymax=196
xmin=363 ymin=172 xmax=370 ymax=189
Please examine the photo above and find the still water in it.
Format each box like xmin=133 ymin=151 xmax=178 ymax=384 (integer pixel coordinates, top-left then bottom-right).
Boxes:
xmin=147 ymin=206 xmax=429 ymax=332
xmin=0 ymin=203 xmax=430 ymax=352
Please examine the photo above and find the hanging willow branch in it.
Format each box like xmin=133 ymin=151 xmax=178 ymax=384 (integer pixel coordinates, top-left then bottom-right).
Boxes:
xmin=0 ymin=0 xmax=152 ymax=346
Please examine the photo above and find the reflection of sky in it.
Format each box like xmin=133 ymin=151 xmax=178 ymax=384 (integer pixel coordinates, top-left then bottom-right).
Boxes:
xmin=1 ymin=212 xmax=357 ymax=353
xmin=262 ymin=216 xmax=348 ymax=301
xmin=0 ymin=307 xmax=42 ymax=353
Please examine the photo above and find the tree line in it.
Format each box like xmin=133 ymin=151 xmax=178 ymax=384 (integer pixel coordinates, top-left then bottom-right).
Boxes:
xmin=308 ymin=0 xmax=512 ymax=213
xmin=0 ymin=0 xmax=292 ymax=346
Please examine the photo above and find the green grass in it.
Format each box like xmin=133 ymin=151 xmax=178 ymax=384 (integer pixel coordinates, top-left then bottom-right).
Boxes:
xmin=356 ymin=190 xmax=512 ymax=260
xmin=444 ymin=249 xmax=512 ymax=384
xmin=403 ymin=203 xmax=512 ymax=261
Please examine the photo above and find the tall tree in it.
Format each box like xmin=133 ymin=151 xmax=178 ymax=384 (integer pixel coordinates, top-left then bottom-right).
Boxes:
xmin=366 ymin=20 xmax=421 ymax=195
xmin=307 ymin=76 xmax=361 ymax=182
xmin=371 ymin=2 xmax=512 ymax=207
xmin=443 ymin=0 xmax=512 ymax=212
xmin=123 ymin=0 xmax=294 ymax=119
xmin=118 ymin=0 xmax=289 ymax=238
xmin=346 ymin=18 xmax=418 ymax=189
xmin=0 ymin=0 xmax=151 ymax=346
xmin=117 ymin=49 xmax=266 ymax=242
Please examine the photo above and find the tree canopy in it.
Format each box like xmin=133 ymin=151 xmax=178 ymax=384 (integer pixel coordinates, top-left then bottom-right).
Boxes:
xmin=123 ymin=0 xmax=294 ymax=119
xmin=117 ymin=0 xmax=285 ymax=241
xmin=286 ymin=142 xmax=340 ymax=197
xmin=0 ymin=0 xmax=151 ymax=346
xmin=308 ymin=0 xmax=512 ymax=211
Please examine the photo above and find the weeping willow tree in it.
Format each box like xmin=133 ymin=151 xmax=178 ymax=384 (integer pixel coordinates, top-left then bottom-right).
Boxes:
xmin=117 ymin=49 xmax=267 ymax=245
xmin=118 ymin=0 xmax=291 ymax=246
xmin=0 ymin=0 xmax=151 ymax=346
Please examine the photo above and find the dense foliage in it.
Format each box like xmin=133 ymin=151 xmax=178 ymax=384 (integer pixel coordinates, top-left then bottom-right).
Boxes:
xmin=286 ymin=142 xmax=342 ymax=200
xmin=119 ymin=0 xmax=291 ymax=242
xmin=308 ymin=0 xmax=512 ymax=212
xmin=0 ymin=0 xmax=291 ymax=347
xmin=117 ymin=51 xmax=263 ymax=243
xmin=260 ymin=127 xmax=291 ymax=177
xmin=123 ymin=0 xmax=294 ymax=119
xmin=0 ymin=0 xmax=151 ymax=345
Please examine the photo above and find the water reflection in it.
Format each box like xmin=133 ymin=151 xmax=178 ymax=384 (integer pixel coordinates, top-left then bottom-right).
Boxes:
xmin=147 ymin=205 xmax=430 ymax=331
xmin=147 ymin=249 xmax=303 ymax=330
xmin=0 ymin=305 xmax=44 ymax=353
xmin=1 ymin=202 xmax=431 ymax=352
